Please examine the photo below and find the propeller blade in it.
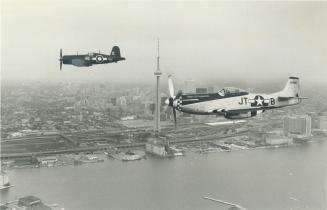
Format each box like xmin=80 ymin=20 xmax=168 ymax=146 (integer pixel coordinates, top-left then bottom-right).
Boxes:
xmin=173 ymin=107 xmax=177 ymax=128
xmin=168 ymin=75 xmax=175 ymax=98
xmin=59 ymin=49 xmax=63 ymax=70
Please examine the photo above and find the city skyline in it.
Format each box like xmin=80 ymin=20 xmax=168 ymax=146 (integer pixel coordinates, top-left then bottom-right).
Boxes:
xmin=1 ymin=2 xmax=327 ymax=209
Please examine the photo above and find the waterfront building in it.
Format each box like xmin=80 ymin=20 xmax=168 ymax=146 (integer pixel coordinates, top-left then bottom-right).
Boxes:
xmin=183 ymin=79 xmax=195 ymax=94
xmin=0 ymin=171 xmax=10 ymax=189
xmin=1 ymin=195 xmax=58 ymax=210
xmin=195 ymin=87 xmax=207 ymax=94
xmin=121 ymin=115 xmax=136 ymax=120
xmin=283 ymin=115 xmax=311 ymax=137
xmin=111 ymin=98 xmax=117 ymax=106
xmin=307 ymin=112 xmax=319 ymax=129
xmin=145 ymin=138 xmax=180 ymax=157
xmin=145 ymin=137 xmax=176 ymax=157
xmin=145 ymin=140 xmax=168 ymax=157
xmin=318 ymin=113 xmax=327 ymax=131
xmin=116 ymin=96 xmax=127 ymax=106
xmin=37 ymin=157 xmax=58 ymax=167
xmin=18 ymin=196 xmax=45 ymax=208
xmin=246 ymin=87 xmax=254 ymax=93
xmin=265 ymin=136 xmax=293 ymax=145
xmin=14 ymin=156 xmax=39 ymax=167
xmin=9 ymin=132 xmax=24 ymax=138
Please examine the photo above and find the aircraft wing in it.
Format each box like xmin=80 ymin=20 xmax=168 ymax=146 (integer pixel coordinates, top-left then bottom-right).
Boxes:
xmin=224 ymin=106 xmax=275 ymax=113
xmin=210 ymin=107 xmax=269 ymax=115
xmin=278 ymin=96 xmax=308 ymax=101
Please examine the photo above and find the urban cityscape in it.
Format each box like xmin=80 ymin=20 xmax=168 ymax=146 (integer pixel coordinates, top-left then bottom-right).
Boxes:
xmin=1 ymin=77 xmax=327 ymax=209
xmin=1 ymin=1 xmax=327 ymax=210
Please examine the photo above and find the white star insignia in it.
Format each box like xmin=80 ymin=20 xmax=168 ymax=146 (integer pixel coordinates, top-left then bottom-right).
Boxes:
xmin=256 ymin=98 xmax=263 ymax=106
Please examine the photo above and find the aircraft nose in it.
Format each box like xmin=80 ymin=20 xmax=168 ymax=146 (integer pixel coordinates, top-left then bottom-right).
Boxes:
xmin=173 ymin=99 xmax=179 ymax=107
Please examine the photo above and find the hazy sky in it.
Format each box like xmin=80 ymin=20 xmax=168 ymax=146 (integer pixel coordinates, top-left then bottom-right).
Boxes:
xmin=1 ymin=0 xmax=327 ymax=86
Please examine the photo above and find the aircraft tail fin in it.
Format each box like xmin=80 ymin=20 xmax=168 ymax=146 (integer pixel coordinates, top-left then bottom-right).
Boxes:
xmin=111 ymin=46 xmax=122 ymax=58
xmin=111 ymin=46 xmax=125 ymax=61
xmin=279 ymin=77 xmax=301 ymax=97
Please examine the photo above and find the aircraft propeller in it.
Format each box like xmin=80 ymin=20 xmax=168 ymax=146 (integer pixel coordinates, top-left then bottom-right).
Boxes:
xmin=165 ymin=75 xmax=181 ymax=128
xmin=59 ymin=49 xmax=63 ymax=70
xmin=168 ymin=76 xmax=175 ymax=99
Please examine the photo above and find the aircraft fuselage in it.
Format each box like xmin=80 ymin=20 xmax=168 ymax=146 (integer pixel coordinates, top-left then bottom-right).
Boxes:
xmin=177 ymin=92 xmax=300 ymax=116
xmin=62 ymin=53 xmax=125 ymax=67
xmin=59 ymin=46 xmax=125 ymax=69
xmin=167 ymin=77 xmax=304 ymax=120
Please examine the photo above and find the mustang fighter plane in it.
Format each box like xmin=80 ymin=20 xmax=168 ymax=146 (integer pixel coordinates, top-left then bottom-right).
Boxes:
xmin=166 ymin=76 xmax=307 ymax=126
xmin=59 ymin=46 xmax=125 ymax=70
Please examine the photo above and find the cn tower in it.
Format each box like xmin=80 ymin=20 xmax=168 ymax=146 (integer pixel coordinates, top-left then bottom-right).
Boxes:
xmin=154 ymin=39 xmax=162 ymax=134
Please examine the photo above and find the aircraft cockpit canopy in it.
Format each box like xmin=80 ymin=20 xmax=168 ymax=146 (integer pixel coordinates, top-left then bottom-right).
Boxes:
xmin=218 ymin=87 xmax=248 ymax=97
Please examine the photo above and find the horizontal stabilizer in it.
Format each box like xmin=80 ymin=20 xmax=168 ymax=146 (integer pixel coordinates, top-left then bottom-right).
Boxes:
xmin=206 ymin=120 xmax=246 ymax=126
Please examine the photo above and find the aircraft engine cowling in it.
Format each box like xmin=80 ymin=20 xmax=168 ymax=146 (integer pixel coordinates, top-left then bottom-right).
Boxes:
xmin=224 ymin=111 xmax=258 ymax=119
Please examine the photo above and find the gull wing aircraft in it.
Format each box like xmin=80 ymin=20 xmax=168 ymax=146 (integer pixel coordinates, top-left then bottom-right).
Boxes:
xmin=58 ymin=46 xmax=125 ymax=70
xmin=165 ymin=76 xmax=307 ymax=126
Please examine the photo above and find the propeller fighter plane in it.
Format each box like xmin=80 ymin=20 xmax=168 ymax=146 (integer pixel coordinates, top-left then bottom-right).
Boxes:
xmin=59 ymin=46 xmax=125 ymax=70
xmin=165 ymin=76 xmax=307 ymax=126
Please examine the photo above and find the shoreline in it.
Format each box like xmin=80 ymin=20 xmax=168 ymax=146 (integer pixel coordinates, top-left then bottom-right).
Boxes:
xmin=2 ymin=136 xmax=325 ymax=171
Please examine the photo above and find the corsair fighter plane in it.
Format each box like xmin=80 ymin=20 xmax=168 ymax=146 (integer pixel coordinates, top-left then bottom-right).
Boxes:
xmin=59 ymin=46 xmax=125 ymax=70
xmin=166 ymin=76 xmax=307 ymax=126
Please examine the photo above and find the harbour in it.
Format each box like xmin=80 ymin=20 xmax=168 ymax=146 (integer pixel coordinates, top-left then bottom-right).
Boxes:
xmin=1 ymin=137 xmax=326 ymax=210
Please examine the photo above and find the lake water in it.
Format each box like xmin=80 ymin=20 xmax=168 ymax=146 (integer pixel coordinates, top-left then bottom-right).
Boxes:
xmin=1 ymin=138 xmax=326 ymax=210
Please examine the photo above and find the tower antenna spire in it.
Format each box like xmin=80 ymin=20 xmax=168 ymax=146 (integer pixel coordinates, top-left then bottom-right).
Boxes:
xmin=154 ymin=38 xmax=162 ymax=134
xmin=157 ymin=38 xmax=160 ymax=71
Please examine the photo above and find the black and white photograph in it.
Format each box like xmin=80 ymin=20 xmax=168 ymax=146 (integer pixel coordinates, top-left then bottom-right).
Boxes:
xmin=1 ymin=1 xmax=326 ymax=210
